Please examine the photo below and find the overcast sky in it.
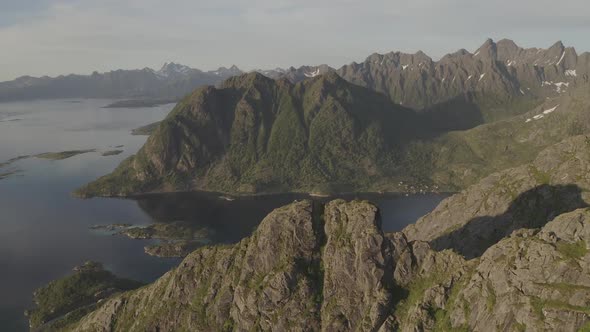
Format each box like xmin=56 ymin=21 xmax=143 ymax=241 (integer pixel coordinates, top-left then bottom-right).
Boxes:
xmin=0 ymin=0 xmax=589 ymax=81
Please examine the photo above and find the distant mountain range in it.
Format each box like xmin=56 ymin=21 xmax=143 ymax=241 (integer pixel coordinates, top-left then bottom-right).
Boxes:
xmin=2 ymin=39 xmax=587 ymax=110
xmin=73 ymin=39 xmax=590 ymax=198
xmin=0 ymin=62 xmax=243 ymax=101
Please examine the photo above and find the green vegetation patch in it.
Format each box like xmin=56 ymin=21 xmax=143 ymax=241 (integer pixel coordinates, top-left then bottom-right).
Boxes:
xmin=101 ymin=150 xmax=124 ymax=156
xmin=556 ymin=240 xmax=588 ymax=261
xmin=530 ymin=296 xmax=590 ymax=320
xmin=395 ymin=270 xmax=452 ymax=321
xmin=578 ymin=321 xmax=590 ymax=332
xmin=27 ymin=261 xmax=143 ymax=329
xmin=131 ymin=121 xmax=161 ymax=135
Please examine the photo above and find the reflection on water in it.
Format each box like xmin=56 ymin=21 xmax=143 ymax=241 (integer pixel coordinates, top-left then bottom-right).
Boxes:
xmin=133 ymin=191 xmax=450 ymax=244
xmin=0 ymin=99 xmax=449 ymax=331
xmin=0 ymin=99 xmax=176 ymax=331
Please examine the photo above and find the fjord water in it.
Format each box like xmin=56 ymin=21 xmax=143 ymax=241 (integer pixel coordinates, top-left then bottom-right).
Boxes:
xmin=0 ymin=99 xmax=448 ymax=331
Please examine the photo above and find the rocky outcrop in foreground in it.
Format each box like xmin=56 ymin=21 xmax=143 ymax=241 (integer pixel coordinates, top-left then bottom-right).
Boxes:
xmin=404 ymin=135 xmax=590 ymax=258
xmin=46 ymin=195 xmax=590 ymax=331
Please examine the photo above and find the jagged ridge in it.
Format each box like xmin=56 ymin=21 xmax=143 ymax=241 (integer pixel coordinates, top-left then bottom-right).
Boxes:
xmin=48 ymin=193 xmax=590 ymax=331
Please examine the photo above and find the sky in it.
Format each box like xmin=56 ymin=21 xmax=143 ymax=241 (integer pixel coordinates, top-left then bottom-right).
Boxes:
xmin=0 ymin=0 xmax=589 ymax=81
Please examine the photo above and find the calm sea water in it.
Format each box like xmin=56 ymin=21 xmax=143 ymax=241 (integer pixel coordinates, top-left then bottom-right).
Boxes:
xmin=0 ymin=99 xmax=448 ymax=331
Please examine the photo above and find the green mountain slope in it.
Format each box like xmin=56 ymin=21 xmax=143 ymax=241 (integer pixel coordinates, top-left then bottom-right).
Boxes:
xmin=410 ymin=84 xmax=590 ymax=189
xmin=77 ymin=70 xmax=590 ymax=197
xmin=76 ymin=72 xmax=437 ymax=197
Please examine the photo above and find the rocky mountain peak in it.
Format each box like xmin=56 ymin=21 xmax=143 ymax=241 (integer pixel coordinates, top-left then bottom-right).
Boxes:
xmin=453 ymin=48 xmax=469 ymax=56
xmin=549 ymin=40 xmax=565 ymax=52
xmin=546 ymin=40 xmax=566 ymax=59
xmin=496 ymin=38 xmax=520 ymax=58
xmin=221 ymin=71 xmax=274 ymax=90
xmin=212 ymin=65 xmax=243 ymax=77
xmin=474 ymin=38 xmax=498 ymax=60
xmin=157 ymin=62 xmax=194 ymax=78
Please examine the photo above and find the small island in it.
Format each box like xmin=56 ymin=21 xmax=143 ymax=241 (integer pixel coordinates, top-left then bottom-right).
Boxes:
xmin=0 ymin=155 xmax=29 ymax=180
xmin=89 ymin=223 xmax=132 ymax=232
xmin=0 ymin=169 xmax=21 ymax=180
xmin=101 ymin=149 xmax=124 ymax=156
xmin=35 ymin=149 xmax=96 ymax=160
xmin=0 ymin=155 xmax=30 ymax=168
xmin=0 ymin=118 xmax=23 ymax=122
xmin=91 ymin=221 xmax=212 ymax=258
xmin=103 ymin=99 xmax=177 ymax=109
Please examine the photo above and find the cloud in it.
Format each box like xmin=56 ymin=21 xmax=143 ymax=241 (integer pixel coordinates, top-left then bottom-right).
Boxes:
xmin=0 ymin=0 xmax=588 ymax=81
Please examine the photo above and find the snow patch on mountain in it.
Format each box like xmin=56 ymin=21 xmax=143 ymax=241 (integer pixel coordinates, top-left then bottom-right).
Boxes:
xmin=157 ymin=62 xmax=193 ymax=78
xmin=526 ymin=104 xmax=559 ymax=123
xmin=304 ymin=68 xmax=321 ymax=78
xmin=542 ymin=81 xmax=569 ymax=93
xmin=543 ymin=105 xmax=558 ymax=114
xmin=556 ymin=52 xmax=566 ymax=66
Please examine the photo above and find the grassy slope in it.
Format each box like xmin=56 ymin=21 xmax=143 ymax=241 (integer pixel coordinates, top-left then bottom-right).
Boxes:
xmin=76 ymin=73 xmax=424 ymax=197
xmin=27 ymin=262 xmax=143 ymax=330
xmin=422 ymin=86 xmax=590 ymax=189
xmin=75 ymin=74 xmax=590 ymax=197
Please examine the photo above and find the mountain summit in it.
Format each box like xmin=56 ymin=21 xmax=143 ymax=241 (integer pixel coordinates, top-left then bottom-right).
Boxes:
xmin=156 ymin=62 xmax=195 ymax=78
xmin=0 ymin=63 xmax=243 ymax=101
xmin=75 ymin=71 xmax=427 ymax=197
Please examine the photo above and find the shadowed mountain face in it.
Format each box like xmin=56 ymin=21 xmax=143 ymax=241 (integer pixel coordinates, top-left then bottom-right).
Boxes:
xmin=431 ymin=184 xmax=588 ymax=258
xmin=404 ymin=135 xmax=590 ymax=255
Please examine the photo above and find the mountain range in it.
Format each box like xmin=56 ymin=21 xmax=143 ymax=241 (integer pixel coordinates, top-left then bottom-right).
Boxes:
xmin=25 ymin=38 xmax=590 ymax=331
xmin=4 ymin=39 xmax=587 ymax=109
xmin=0 ymin=62 xmax=242 ymax=101
xmin=31 ymin=134 xmax=590 ymax=330
xmin=76 ymin=39 xmax=590 ymax=198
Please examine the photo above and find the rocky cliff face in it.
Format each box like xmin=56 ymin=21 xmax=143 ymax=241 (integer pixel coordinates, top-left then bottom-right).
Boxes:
xmin=404 ymin=135 xmax=590 ymax=257
xmin=335 ymin=39 xmax=589 ymax=113
xmin=60 ymin=183 xmax=590 ymax=331
xmin=72 ymin=200 xmax=403 ymax=331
